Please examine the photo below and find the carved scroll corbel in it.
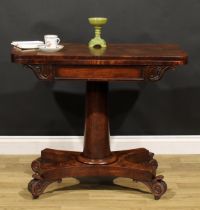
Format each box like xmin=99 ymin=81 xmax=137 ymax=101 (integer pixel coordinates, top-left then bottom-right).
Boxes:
xmin=143 ymin=66 xmax=176 ymax=81
xmin=24 ymin=64 xmax=55 ymax=81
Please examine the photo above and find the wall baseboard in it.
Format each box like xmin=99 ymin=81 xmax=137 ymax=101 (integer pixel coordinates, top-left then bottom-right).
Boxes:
xmin=0 ymin=136 xmax=200 ymax=154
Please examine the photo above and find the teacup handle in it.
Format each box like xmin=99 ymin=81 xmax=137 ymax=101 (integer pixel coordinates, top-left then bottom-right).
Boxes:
xmin=57 ymin=38 xmax=60 ymax=44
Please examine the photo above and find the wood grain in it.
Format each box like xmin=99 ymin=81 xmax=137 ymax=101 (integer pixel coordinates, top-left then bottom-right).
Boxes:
xmin=0 ymin=155 xmax=199 ymax=210
xmin=11 ymin=43 xmax=188 ymax=200
xmin=55 ymin=66 xmax=142 ymax=81
xmin=11 ymin=43 xmax=188 ymax=65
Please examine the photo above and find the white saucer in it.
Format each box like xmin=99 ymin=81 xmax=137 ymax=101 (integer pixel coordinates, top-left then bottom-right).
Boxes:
xmin=38 ymin=45 xmax=64 ymax=53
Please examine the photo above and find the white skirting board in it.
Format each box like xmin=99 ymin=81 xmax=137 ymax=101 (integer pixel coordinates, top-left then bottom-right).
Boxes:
xmin=0 ymin=136 xmax=200 ymax=154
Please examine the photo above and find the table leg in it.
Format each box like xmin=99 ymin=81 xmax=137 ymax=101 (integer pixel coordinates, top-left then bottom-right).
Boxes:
xmin=77 ymin=81 xmax=117 ymax=164
xmin=28 ymin=81 xmax=167 ymax=200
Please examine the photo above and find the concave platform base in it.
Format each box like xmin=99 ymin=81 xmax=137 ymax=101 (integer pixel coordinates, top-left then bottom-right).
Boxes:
xmin=28 ymin=148 xmax=167 ymax=200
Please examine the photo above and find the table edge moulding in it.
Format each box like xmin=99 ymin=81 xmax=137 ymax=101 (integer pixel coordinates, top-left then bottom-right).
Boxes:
xmin=11 ymin=43 xmax=188 ymax=200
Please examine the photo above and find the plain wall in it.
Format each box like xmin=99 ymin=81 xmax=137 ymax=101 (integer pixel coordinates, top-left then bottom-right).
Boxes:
xmin=0 ymin=0 xmax=199 ymax=135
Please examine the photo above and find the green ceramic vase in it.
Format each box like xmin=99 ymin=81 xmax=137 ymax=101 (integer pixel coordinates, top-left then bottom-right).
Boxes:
xmin=88 ymin=17 xmax=108 ymax=48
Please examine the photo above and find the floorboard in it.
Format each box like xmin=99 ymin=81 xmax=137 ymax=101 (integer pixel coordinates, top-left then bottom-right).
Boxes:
xmin=0 ymin=155 xmax=200 ymax=210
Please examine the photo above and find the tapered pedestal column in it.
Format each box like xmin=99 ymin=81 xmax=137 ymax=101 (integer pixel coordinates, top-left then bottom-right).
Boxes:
xmin=77 ymin=81 xmax=117 ymax=164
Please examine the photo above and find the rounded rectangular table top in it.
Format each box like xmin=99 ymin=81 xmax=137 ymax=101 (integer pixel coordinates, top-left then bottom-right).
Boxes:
xmin=11 ymin=43 xmax=188 ymax=66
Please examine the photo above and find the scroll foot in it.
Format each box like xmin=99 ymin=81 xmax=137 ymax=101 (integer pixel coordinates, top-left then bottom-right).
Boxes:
xmin=28 ymin=178 xmax=50 ymax=199
xmin=142 ymin=175 xmax=167 ymax=200
xmin=28 ymin=173 xmax=60 ymax=199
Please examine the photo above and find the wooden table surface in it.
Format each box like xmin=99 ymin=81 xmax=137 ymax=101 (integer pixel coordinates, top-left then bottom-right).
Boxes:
xmin=11 ymin=43 xmax=187 ymax=65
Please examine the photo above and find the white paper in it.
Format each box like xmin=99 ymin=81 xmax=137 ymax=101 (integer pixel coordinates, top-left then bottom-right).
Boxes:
xmin=11 ymin=41 xmax=44 ymax=49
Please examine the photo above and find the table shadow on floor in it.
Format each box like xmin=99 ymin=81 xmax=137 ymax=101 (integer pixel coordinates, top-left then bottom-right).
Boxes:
xmin=19 ymin=176 xmax=175 ymax=200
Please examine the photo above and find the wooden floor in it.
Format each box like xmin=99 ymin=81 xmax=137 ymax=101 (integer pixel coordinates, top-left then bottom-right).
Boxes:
xmin=0 ymin=155 xmax=200 ymax=210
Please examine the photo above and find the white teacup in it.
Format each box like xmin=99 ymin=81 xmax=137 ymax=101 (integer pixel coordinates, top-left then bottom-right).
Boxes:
xmin=44 ymin=35 xmax=60 ymax=48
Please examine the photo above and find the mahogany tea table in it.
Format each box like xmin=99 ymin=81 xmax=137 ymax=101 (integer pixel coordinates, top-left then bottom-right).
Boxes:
xmin=11 ymin=43 xmax=188 ymax=200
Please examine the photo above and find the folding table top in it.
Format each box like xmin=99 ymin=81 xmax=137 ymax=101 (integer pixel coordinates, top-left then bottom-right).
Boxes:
xmin=11 ymin=43 xmax=188 ymax=66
